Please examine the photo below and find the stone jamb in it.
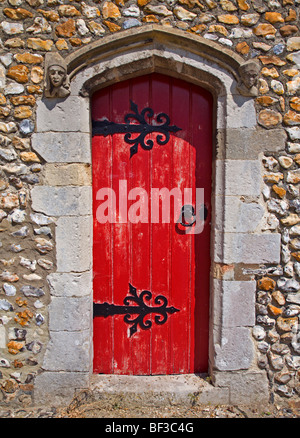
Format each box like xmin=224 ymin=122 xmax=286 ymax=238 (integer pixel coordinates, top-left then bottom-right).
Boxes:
xmin=31 ymin=26 xmax=284 ymax=405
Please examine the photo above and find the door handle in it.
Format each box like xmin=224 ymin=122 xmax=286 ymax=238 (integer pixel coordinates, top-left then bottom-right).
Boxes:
xmin=178 ymin=204 xmax=208 ymax=227
xmin=179 ymin=204 xmax=196 ymax=227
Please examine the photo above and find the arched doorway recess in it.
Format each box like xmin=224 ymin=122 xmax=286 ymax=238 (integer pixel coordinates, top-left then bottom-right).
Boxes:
xmin=32 ymin=25 xmax=280 ymax=405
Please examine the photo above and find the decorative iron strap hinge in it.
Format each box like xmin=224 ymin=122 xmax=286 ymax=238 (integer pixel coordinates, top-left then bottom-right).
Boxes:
xmin=92 ymin=100 xmax=181 ymax=158
xmin=93 ymin=283 xmax=179 ymax=337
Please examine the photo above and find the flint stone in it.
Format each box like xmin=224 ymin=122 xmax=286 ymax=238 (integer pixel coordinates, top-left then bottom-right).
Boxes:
xmin=35 ymin=237 xmax=53 ymax=253
xmin=81 ymin=2 xmax=100 ymax=18
xmin=283 ymin=305 xmax=300 ymax=317
xmin=21 ymin=174 xmax=39 ymax=184
xmin=76 ymin=19 xmax=89 ymax=36
xmin=257 ymin=341 xmax=269 ymax=353
xmin=19 ymin=119 xmax=34 ymax=134
xmin=252 ymin=325 xmax=266 ymax=341
xmin=31 ymin=212 xmax=54 ymax=225
xmin=26 ymin=340 xmax=42 ymax=354
xmin=256 ymin=315 xmax=275 ymax=327
xmin=286 ymin=293 xmax=300 ymax=305
xmin=229 ymin=27 xmax=252 ymax=38
xmin=3 ymin=283 xmax=16 ymax=296
xmin=0 ymin=358 xmax=10 ymax=367
xmin=7 ymin=209 xmax=26 ymax=223
xmin=274 ymin=372 xmax=292 ymax=385
xmin=276 ymin=316 xmax=298 ymax=332
xmin=291 ymin=334 xmax=300 ymax=354
xmin=20 ymin=257 xmax=36 ymax=271
xmin=290 ymin=201 xmax=300 ymax=215
xmin=271 ymin=343 xmax=290 ymax=355
xmin=1 ymin=21 xmax=23 ymax=35
xmin=34 ymin=226 xmax=52 ymax=238
xmin=37 ymin=258 xmax=53 ymax=270
xmin=0 ymin=122 xmax=17 ymax=134
xmin=286 ymin=355 xmax=300 ymax=370
xmin=174 ymin=6 xmax=197 ymax=20
xmin=20 ymin=285 xmax=45 ymax=297
xmin=275 ymin=385 xmax=294 ymax=397
xmin=11 ymin=226 xmax=28 ymax=237
xmin=122 ymin=19 xmax=141 ymax=29
xmin=0 ymin=148 xmax=17 ymax=162
xmin=277 ymin=278 xmax=300 ymax=292
xmin=35 ymin=313 xmax=44 ymax=326
xmin=122 ymin=6 xmax=140 ymax=17
xmin=0 ymin=299 xmax=13 ymax=311
xmin=268 ymin=352 xmax=284 ymax=371
xmin=10 ymin=243 xmax=23 ymax=253
xmin=257 ymin=355 xmax=268 ymax=369
xmin=12 ymin=328 xmax=26 ymax=341
xmin=243 ymin=266 xmax=283 ymax=276
xmin=4 ymin=82 xmax=24 ymax=95
xmin=286 ymin=127 xmax=300 ymax=140
xmin=144 ymin=5 xmax=172 ymax=16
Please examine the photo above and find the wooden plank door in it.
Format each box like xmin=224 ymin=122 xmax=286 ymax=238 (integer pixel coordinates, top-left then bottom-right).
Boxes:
xmin=92 ymin=73 xmax=212 ymax=375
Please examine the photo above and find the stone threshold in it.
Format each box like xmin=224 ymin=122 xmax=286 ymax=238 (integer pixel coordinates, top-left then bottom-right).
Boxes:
xmin=89 ymin=374 xmax=230 ymax=408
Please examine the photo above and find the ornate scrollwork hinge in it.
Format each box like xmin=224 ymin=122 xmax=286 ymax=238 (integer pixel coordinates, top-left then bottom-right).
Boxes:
xmin=92 ymin=100 xmax=181 ymax=158
xmin=93 ymin=283 xmax=179 ymax=337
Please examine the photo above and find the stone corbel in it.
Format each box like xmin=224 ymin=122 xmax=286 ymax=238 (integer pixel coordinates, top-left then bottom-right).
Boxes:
xmin=44 ymin=53 xmax=70 ymax=98
xmin=236 ymin=60 xmax=261 ymax=97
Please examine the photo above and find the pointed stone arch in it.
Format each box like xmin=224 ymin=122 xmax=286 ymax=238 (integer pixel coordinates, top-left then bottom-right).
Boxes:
xmin=66 ymin=24 xmax=244 ymax=84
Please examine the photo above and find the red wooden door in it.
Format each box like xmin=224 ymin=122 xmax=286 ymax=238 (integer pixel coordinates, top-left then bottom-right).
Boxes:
xmin=92 ymin=74 xmax=212 ymax=375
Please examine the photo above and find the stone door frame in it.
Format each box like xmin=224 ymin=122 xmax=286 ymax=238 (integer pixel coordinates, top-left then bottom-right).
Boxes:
xmin=31 ymin=25 xmax=284 ymax=405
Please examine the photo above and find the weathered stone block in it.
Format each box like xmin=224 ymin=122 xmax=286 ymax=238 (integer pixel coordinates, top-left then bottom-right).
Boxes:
xmin=226 ymin=95 xmax=256 ymax=129
xmin=56 ymin=215 xmax=92 ymax=272
xmin=31 ymin=132 xmax=91 ymax=163
xmin=44 ymin=163 xmax=92 ymax=186
xmin=49 ymin=296 xmax=92 ymax=331
xmin=47 ymin=271 xmax=92 ymax=297
xmin=213 ymin=326 xmax=254 ymax=370
xmin=34 ymin=371 xmax=90 ymax=406
xmin=213 ymin=371 xmax=269 ymax=404
xmin=42 ymin=330 xmax=91 ymax=372
xmin=215 ymin=160 xmax=261 ymax=197
xmin=31 ymin=186 xmax=92 ymax=216
xmin=215 ymin=196 xmax=264 ymax=233
xmin=214 ymin=232 xmax=281 ymax=264
xmin=213 ymin=280 xmax=256 ymax=328
xmin=36 ymin=97 xmax=89 ymax=132
xmin=217 ymin=127 xmax=286 ymax=159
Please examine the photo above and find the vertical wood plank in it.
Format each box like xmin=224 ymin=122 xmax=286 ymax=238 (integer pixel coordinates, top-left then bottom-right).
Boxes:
xmin=92 ymin=88 xmax=113 ymax=373
xmin=150 ymin=74 xmax=173 ymax=375
xmin=129 ymin=76 xmax=152 ymax=375
xmin=111 ymin=82 xmax=132 ymax=374
xmin=169 ymin=79 xmax=191 ymax=373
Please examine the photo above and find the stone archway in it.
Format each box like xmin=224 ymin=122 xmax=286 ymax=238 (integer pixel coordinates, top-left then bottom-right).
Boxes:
xmin=32 ymin=25 xmax=283 ymax=405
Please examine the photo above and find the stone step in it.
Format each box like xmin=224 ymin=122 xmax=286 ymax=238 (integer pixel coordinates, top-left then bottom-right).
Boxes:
xmin=82 ymin=374 xmax=230 ymax=409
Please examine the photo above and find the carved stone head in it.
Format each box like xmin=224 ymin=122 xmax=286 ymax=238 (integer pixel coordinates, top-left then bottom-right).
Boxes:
xmin=44 ymin=53 xmax=70 ymax=98
xmin=237 ymin=60 xmax=261 ymax=97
